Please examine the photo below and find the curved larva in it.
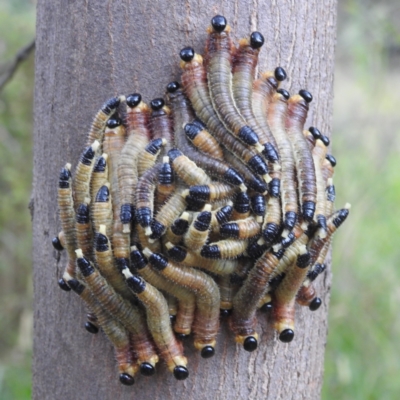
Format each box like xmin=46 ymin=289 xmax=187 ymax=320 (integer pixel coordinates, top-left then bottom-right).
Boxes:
xmin=201 ymin=238 xmax=248 ymax=259
xmin=184 ymin=122 xmax=224 ymax=159
xmin=85 ymin=96 xmax=121 ymax=147
xmin=220 ymin=216 xmax=261 ymax=240
xmin=205 ymin=16 xmax=263 ymax=151
xmin=92 ymin=184 xmax=113 ymax=241
xmin=123 ymin=270 xmax=189 ymax=380
xmin=165 ymin=242 xmax=237 ymax=276
xmin=216 ymin=273 xmax=237 ymax=313
xmin=57 ymin=164 xmax=77 ymax=279
xmin=150 ymin=187 xmax=187 ymax=240
xmin=146 ymin=250 xmax=220 ymax=358
xmin=231 ymin=247 xmax=285 ymax=351
xmin=137 ymin=138 xmax=166 ymax=178
xmin=286 ymin=92 xmax=317 ymax=223
xmin=73 ymin=141 xmax=100 ymax=210
xmin=166 ymin=83 xmax=244 ymax=187
xmin=183 ymin=204 xmax=212 ymax=250
xmin=155 ymin=156 xmax=175 ymax=209
xmin=135 ymin=164 xmax=160 ymax=235
xmin=94 ymin=225 xmax=135 ymax=303
xmin=168 ymin=148 xmax=212 ymax=186
xmin=163 ymin=211 xmax=191 ymax=245
xmin=267 ymin=90 xmax=299 ymax=233
xmin=148 ymin=98 xmax=174 ymax=155
xmin=296 ymin=263 xmax=326 ymax=310
xmin=75 ymin=250 xmax=159 ymax=373
xmin=252 ymin=72 xmax=280 ymax=122
xmin=232 ymin=34 xmax=280 ymax=164
xmin=312 ymin=139 xmax=329 ymax=238
xmin=179 ymin=49 xmax=270 ymax=181
xmin=130 ymin=246 xmax=195 ymax=336
xmin=75 ymin=199 xmax=93 ymax=259
xmin=125 ymin=94 xmax=151 ymax=139
xmin=185 ymin=182 xmax=238 ymax=204
xmin=66 ymin=278 xmax=138 ymax=385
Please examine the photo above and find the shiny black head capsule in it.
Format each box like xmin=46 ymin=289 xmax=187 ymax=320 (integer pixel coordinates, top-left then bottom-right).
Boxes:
xmin=58 ymin=278 xmax=70 ymax=291
xmin=274 ymin=67 xmax=287 ymax=82
xmin=173 ymin=366 xmax=189 ymax=380
xmin=126 ymin=93 xmax=141 ymax=108
xmin=220 ymin=309 xmax=232 ymax=317
xmin=119 ymin=373 xmax=135 ymax=386
xmin=326 ymin=154 xmax=337 ymax=167
xmin=52 ymin=236 xmax=64 ymax=251
xmin=106 ymin=115 xmax=122 ymax=129
xmin=309 ymin=297 xmax=322 ymax=311
xmin=150 ymin=98 xmax=164 ymax=111
xmin=126 ymin=275 xmax=146 ymax=294
xmin=201 ymin=346 xmax=215 ymax=359
xmin=299 ymin=89 xmax=313 ymax=103
xmin=250 ymin=31 xmax=264 ymax=49
xmin=243 ymin=336 xmax=258 ymax=352
xmin=211 ymin=15 xmax=227 ymax=32
xmin=260 ymin=302 xmax=273 ymax=312
xmin=277 ymin=88 xmax=290 ymax=100
xmin=279 ymin=329 xmax=294 ymax=343
xmin=101 ymin=96 xmax=120 ymax=114
xmin=140 ymin=362 xmax=155 ymax=377
xmin=309 ymin=126 xmax=322 ymax=140
xmin=85 ymin=322 xmax=99 ymax=334
xmin=320 ymin=135 xmax=330 ymax=146
xmin=180 ymin=47 xmax=195 ymax=62
xmin=167 ymin=81 xmax=180 ymax=93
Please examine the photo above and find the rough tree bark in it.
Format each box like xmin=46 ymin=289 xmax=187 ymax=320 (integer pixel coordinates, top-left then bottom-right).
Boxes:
xmin=32 ymin=1 xmax=337 ymax=399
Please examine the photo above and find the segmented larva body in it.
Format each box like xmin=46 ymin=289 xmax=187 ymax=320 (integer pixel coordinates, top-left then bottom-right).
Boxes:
xmin=286 ymin=92 xmax=317 ymax=223
xmin=296 ymin=263 xmax=326 ymax=310
xmin=91 ymin=154 xmax=109 ymax=212
xmin=231 ymin=191 xmax=251 ymax=221
xmin=231 ymin=247 xmax=285 ymax=351
xmin=250 ymin=194 xmax=266 ymax=223
xmin=130 ymin=247 xmax=195 ymax=336
xmin=135 ymin=164 xmax=160 ymax=235
xmin=92 ymin=184 xmax=113 ymax=240
xmin=155 ymin=156 xmax=175 ymax=208
xmin=165 ymin=242 xmax=237 ymax=276
xmin=220 ymin=216 xmax=261 ymax=240
xmin=184 ymin=122 xmax=223 ymax=159
xmin=123 ymin=271 xmax=189 ymax=380
xmin=150 ymin=187 xmax=187 ymax=240
xmin=85 ymin=96 xmax=121 ymax=147
xmin=179 ymin=49 xmax=270 ymax=181
xmin=262 ymin=196 xmax=282 ymax=245
xmin=146 ymin=250 xmax=220 ymax=357
xmin=67 ymin=278 xmax=138 ymax=385
xmin=94 ymin=225 xmax=135 ymax=302
xmin=75 ymin=250 xmax=159 ymax=372
xmin=57 ymin=164 xmax=77 ymax=279
xmin=210 ymin=202 xmax=233 ymax=232
xmin=137 ymin=138 xmax=166 ymax=178
xmin=163 ymin=211 xmax=191 ymax=245
xmin=232 ymin=34 xmax=280 ymax=165
xmin=184 ymin=182 xmax=238 ymax=204
xmin=148 ymin=98 xmax=174 ymax=155
xmin=183 ymin=204 xmax=212 ymax=250
xmin=73 ymin=141 xmax=100 ymax=210
xmin=75 ymin=200 xmax=93 ymax=259
xmin=216 ymin=273 xmax=237 ymax=312
xmin=201 ymin=238 xmax=248 ymax=259
xmin=267 ymin=90 xmax=299 ymax=233
xmin=206 ymin=16 xmax=263 ymax=152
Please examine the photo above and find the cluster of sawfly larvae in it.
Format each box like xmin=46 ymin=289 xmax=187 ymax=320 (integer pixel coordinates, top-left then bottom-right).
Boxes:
xmin=53 ymin=15 xmax=350 ymax=386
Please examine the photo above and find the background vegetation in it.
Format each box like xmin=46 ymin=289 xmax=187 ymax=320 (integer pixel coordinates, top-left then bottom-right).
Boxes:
xmin=0 ymin=0 xmax=398 ymax=398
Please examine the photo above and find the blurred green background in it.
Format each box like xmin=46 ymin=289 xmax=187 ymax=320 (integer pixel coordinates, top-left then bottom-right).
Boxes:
xmin=0 ymin=0 xmax=399 ymax=398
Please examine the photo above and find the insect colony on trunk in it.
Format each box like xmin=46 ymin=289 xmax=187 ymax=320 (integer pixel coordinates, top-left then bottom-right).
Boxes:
xmin=53 ymin=15 xmax=349 ymax=385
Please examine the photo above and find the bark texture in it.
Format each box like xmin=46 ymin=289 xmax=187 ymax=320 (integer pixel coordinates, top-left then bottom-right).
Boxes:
xmin=32 ymin=1 xmax=337 ymax=399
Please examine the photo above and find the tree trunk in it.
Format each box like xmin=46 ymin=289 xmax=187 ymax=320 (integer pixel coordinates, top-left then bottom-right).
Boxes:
xmin=32 ymin=1 xmax=337 ymax=399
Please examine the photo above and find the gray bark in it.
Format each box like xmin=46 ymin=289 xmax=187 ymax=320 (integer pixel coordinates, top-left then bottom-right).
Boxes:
xmin=32 ymin=1 xmax=337 ymax=399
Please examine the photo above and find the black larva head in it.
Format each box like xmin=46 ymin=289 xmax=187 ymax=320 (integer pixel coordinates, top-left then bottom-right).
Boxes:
xmin=309 ymin=297 xmax=322 ymax=311
xmin=279 ymin=329 xmax=294 ymax=343
xmin=95 ymin=185 xmax=110 ymax=202
xmin=106 ymin=115 xmax=122 ymax=129
xmin=126 ymin=275 xmax=146 ymax=294
xmin=85 ymin=321 xmax=99 ymax=334
xmin=77 ymin=257 xmax=95 ymax=277
xmin=101 ymin=96 xmax=120 ymax=114
xmin=220 ymin=309 xmax=232 ymax=317
xmin=243 ymin=336 xmax=258 ymax=352
xmin=140 ymin=362 xmax=155 ymax=377
xmin=58 ymin=278 xmax=70 ymax=291
xmin=274 ymin=67 xmax=287 ymax=82
xmin=201 ymin=346 xmax=215 ymax=359
xmin=260 ymin=302 xmax=273 ymax=312
xmin=167 ymin=81 xmax=180 ymax=93
xmin=326 ymin=154 xmax=337 ymax=167
xmin=167 ymin=245 xmax=187 ymax=263
xmin=180 ymin=47 xmax=195 ymax=62
xmin=95 ymin=233 xmax=109 ymax=252
xmin=126 ymin=93 xmax=141 ymax=108
xmin=176 ymin=333 xmax=189 ymax=340
xmin=130 ymin=248 xmax=148 ymax=270
xmin=250 ymin=31 xmax=264 ymax=49
xmin=168 ymin=148 xmax=182 ymax=162
xmin=299 ymin=89 xmax=313 ymax=103
xmin=150 ymin=98 xmax=164 ymax=111
xmin=200 ymin=245 xmax=221 ymax=259
xmin=149 ymin=252 xmax=169 ymax=270
xmin=115 ymin=258 xmax=129 ymax=273
xmin=321 ymin=135 xmax=330 ymax=147
xmin=173 ymin=366 xmax=189 ymax=380
xmin=119 ymin=373 xmax=135 ymax=386
xmin=94 ymin=155 xmax=107 ymax=172
xmin=277 ymin=88 xmax=290 ymax=100
xmin=309 ymin=126 xmax=322 ymax=140
xmin=52 ymin=236 xmax=64 ymax=251
xmin=211 ymin=15 xmax=227 ymax=32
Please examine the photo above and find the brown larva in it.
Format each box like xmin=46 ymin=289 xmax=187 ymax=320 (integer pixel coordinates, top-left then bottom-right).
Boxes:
xmin=183 ymin=182 xmax=238 ymax=203
xmin=296 ymin=263 xmax=326 ymax=310
xmin=122 ymin=270 xmax=189 ymax=380
xmin=145 ymin=249 xmax=220 ymax=358
xmin=219 ymin=216 xmax=261 ymax=240
xmin=201 ymin=238 xmax=248 ymax=260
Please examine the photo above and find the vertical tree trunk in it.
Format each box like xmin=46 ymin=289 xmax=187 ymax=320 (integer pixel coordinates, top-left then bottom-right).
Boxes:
xmin=32 ymin=1 xmax=337 ymax=399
